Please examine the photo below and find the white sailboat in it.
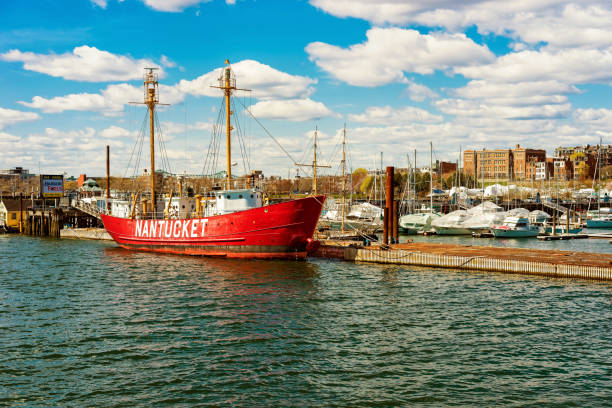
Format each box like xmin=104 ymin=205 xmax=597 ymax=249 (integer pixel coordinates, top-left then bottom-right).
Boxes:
xmin=399 ymin=142 xmax=441 ymax=234
xmin=586 ymin=138 xmax=612 ymax=228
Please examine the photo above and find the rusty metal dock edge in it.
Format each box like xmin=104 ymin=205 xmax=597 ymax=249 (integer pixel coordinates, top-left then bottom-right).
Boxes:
xmin=312 ymin=245 xmax=612 ymax=281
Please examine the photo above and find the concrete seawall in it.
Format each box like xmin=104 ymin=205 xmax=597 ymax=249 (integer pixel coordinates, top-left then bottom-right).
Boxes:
xmin=60 ymin=228 xmax=113 ymax=240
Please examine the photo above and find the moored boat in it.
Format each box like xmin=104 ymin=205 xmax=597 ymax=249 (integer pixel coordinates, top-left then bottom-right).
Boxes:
xmin=101 ymin=62 xmax=325 ymax=259
xmin=491 ymin=216 xmax=539 ymax=238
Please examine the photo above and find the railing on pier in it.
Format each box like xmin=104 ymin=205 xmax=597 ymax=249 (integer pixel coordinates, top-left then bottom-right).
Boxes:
xmin=73 ymin=200 xmax=102 ymax=220
xmin=541 ymin=201 xmax=569 ymax=214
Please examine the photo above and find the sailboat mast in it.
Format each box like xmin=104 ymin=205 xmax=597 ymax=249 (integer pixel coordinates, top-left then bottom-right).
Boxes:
xmin=598 ymin=137 xmax=602 ymax=214
xmin=341 ymin=124 xmax=346 ymax=232
xmin=430 ymin=141 xmax=433 ymax=214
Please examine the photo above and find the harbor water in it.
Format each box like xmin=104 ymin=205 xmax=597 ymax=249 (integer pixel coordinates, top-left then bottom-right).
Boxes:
xmin=1 ymin=235 xmax=611 ymax=406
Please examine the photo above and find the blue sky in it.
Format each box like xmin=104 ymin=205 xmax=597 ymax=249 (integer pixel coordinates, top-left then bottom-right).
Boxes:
xmin=1 ymin=0 xmax=612 ymax=177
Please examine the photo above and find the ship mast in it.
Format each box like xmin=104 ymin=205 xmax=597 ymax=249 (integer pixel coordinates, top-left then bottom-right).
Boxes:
xmin=130 ymin=68 xmax=168 ymax=217
xmin=212 ymin=60 xmax=250 ymax=190
xmin=341 ymin=124 xmax=346 ymax=232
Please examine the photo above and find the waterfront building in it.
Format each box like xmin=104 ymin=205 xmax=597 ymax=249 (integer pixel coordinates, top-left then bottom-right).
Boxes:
xmin=555 ymin=144 xmax=611 ymax=180
xmin=463 ymin=145 xmax=546 ymax=180
xmin=0 ymin=198 xmax=22 ymax=230
xmin=0 ymin=167 xmax=34 ymax=180
xmin=535 ymin=160 xmax=553 ymax=180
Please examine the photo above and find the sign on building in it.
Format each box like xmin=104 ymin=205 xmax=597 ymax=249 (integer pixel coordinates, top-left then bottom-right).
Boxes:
xmin=40 ymin=174 xmax=64 ymax=198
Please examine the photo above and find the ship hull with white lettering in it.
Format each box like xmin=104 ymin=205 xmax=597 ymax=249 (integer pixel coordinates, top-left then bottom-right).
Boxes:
xmin=100 ymin=195 xmax=324 ymax=259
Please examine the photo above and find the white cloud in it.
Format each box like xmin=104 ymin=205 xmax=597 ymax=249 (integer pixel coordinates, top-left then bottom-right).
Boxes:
xmin=161 ymin=121 xmax=214 ymax=135
xmin=0 ymin=107 xmax=40 ymax=130
xmin=99 ymin=125 xmax=133 ymax=139
xmin=177 ymin=59 xmax=316 ymax=100
xmin=435 ymin=98 xmax=571 ymax=120
xmin=1 ymin=46 xmax=163 ymax=82
xmin=143 ymin=0 xmax=210 ymax=12
xmin=18 ymin=83 xmax=142 ymax=115
xmin=160 ymin=55 xmax=177 ymax=68
xmin=349 ymin=105 xmax=442 ymax=125
xmin=309 ymin=1 xmax=612 ymax=49
xmin=574 ymin=108 xmax=612 ymax=129
xmin=0 ymin=131 xmax=21 ymax=143
xmin=18 ymin=59 xmax=313 ymax=117
xmin=456 ymin=48 xmax=612 ymax=85
xmin=248 ymin=99 xmax=333 ymax=121
xmin=406 ymin=81 xmax=439 ymax=102
xmin=306 ymin=28 xmax=493 ymax=87
xmin=91 ymin=0 xmax=107 ymax=8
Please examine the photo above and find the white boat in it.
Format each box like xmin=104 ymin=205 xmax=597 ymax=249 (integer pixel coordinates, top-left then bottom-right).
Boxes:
xmin=491 ymin=216 xmax=539 ymax=238
xmin=399 ymin=212 xmax=441 ymax=234
xmin=347 ymin=202 xmax=383 ymax=221
xmin=432 ymin=210 xmax=472 ymax=235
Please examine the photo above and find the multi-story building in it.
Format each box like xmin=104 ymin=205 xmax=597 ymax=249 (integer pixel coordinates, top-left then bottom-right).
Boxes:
xmin=555 ymin=144 xmax=611 ymax=179
xmin=0 ymin=167 xmax=34 ymax=180
xmin=553 ymin=157 xmax=573 ymax=180
xmin=534 ymin=161 xmax=552 ymax=180
xmin=513 ymin=145 xmax=546 ymax=180
xmin=463 ymin=145 xmax=544 ymax=180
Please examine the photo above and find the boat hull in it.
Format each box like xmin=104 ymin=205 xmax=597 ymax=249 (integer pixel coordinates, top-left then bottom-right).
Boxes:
xmin=101 ymin=195 xmax=325 ymax=259
xmin=586 ymin=219 xmax=612 ymax=228
xmin=434 ymin=226 xmax=472 ymax=235
xmin=491 ymin=228 xmax=539 ymax=238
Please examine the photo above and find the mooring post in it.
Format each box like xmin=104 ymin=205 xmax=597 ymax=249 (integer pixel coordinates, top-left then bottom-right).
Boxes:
xmin=393 ymin=200 xmax=398 ymax=243
xmin=19 ymin=193 xmax=23 ymax=233
xmin=106 ymin=144 xmax=111 ymax=214
xmin=385 ymin=166 xmax=394 ymax=245
xmin=383 ymin=207 xmax=389 ymax=245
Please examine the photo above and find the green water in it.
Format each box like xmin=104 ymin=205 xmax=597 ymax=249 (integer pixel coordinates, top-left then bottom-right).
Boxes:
xmin=1 ymin=235 xmax=611 ymax=406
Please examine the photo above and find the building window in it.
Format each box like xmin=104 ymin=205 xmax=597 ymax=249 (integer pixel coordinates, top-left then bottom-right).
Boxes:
xmin=11 ymin=213 xmax=16 ymax=220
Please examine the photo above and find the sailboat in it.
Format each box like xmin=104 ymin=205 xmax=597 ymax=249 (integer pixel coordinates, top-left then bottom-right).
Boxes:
xmin=101 ymin=61 xmax=325 ymax=259
xmin=586 ymin=138 xmax=612 ymax=228
xmin=399 ymin=143 xmax=441 ymax=234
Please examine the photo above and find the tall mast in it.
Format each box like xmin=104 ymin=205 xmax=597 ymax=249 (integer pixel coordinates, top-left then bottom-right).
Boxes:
xmin=414 ymin=149 xmax=417 ymax=213
xmin=141 ymin=68 xmax=161 ymax=216
xmin=598 ymin=137 xmax=602 ymax=214
xmin=341 ymin=124 xmax=346 ymax=232
xmin=296 ymin=126 xmax=329 ymax=196
xmin=212 ymin=60 xmax=250 ymax=190
xmin=129 ymin=68 xmax=170 ymax=217
xmin=313 ymin=127 xmax=318 ymax=195
xmin=430 ymin=141 xmax=433 ymax=214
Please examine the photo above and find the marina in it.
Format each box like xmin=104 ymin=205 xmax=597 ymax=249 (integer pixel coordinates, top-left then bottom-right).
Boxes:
xmin=2 ymin=1 xmax=612 ymax=406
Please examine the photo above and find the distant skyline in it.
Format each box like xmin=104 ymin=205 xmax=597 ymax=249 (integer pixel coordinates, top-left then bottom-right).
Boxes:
xmin=1 ymin=0 xmax=612 ymax=177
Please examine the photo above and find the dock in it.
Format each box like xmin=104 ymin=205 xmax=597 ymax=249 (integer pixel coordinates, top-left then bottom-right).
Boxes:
xmin=312 ymin=242 xmax=612 ymax=281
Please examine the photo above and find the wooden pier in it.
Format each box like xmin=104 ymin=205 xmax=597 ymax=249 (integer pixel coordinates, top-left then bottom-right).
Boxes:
xmin=312 ymin=242 xmax=612 ymax=281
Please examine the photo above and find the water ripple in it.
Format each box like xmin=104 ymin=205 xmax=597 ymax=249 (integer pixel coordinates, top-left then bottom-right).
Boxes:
xmin=0 ymin=236 xmax=610 ymax=406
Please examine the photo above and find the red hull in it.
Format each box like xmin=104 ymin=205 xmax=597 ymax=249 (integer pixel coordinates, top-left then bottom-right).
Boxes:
xmin=100 ymin=195 xmax=325 ymax=259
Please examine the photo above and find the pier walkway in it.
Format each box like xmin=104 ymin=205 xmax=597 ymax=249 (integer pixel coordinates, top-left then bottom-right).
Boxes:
xmin=313 ymin=242 xmax=612 ymax=281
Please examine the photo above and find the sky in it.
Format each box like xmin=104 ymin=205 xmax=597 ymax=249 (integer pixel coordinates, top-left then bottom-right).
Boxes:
xmin=1 ymin=0 xmax=612 ymax=178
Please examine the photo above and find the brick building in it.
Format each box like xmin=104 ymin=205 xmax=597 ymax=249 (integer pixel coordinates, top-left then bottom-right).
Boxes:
xmin=462 ymin=145 xmax=545 ymax=180
xmin=554 ymin=144 xmax=610 ymax=180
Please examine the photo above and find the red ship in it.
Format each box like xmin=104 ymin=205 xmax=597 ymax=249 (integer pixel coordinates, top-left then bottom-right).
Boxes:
xmin=101 ymin=61 xmax=325 ymax=259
